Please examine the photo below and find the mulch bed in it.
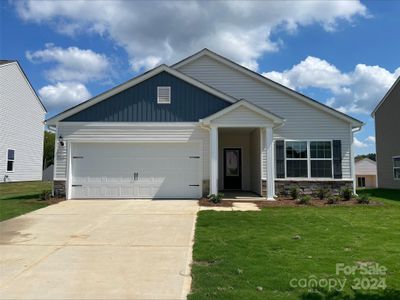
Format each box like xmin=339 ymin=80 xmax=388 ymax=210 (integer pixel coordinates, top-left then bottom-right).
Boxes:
xmin=199 ymin=198 xmax=236 ymax=207
xmin=199 ymin=197 xmax=382 ymax=208
xmin=37 ymin=196 xmax=66 ymax=205
xmin=256 ymin=198 xmax=382 ymax=208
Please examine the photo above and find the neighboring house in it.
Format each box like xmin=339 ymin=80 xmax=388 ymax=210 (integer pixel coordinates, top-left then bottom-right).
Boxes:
xmin=372 ymin=76 xmax=400 ymax=189
xmin=355 ymin=158 xmax=377 ymax=188
xmin=0 ymin=60 xmax=47 ymax=182
xmin=46 ymin=49 xmax=363 ymax=200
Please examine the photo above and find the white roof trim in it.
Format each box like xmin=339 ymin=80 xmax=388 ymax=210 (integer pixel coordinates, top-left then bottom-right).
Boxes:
xmin=0 ymin=61 xmax=47 ymax=113
xmin=200 ymin=99 xmax=285 ymax=125
xmin=46 ymin=64 xmax=238 ymax=125
xmin=355 ymin=157 xmax=376 ymax=165
xmin=371 ymin=76 xmax=400 ymax=117
xmin=173 ymin=49 xmax=363 ymax=128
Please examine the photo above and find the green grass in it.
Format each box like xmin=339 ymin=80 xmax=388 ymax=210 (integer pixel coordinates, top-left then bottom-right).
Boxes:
xmin=0 ymin=181 xmax=52 ymax=221
xmin=189 ymin=189 xmax=400 ymax=300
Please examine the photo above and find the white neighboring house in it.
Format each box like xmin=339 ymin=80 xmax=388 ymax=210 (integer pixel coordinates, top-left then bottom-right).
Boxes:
xmin=0 ymin=60 xmax=47 ymax=182
xmin=355 ymin=158 xmax=377 ymax=188
xmin=46 ymin=49 xmax=363 ymax=200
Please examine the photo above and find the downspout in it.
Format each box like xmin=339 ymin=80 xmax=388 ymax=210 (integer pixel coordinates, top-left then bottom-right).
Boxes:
xmin=351 ymin=125 xmax=362 ymax=195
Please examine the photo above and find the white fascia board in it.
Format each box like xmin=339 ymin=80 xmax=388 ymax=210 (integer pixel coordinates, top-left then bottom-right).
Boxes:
xmin=46 ymin=65 xmax=238 ymax=126
xmin=200 ymin=100 xmax=284 ymax=125
xmin=173 ymin=49 xmax=364 ymax=128
xmin=58 ymin=122 xmax=200 ymax=127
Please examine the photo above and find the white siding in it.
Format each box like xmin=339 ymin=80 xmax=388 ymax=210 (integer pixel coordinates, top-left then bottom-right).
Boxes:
xmin=177 ymin=55 xmax=352 ymax=179
xmin=210 ymin=105 xmax=273 ymax=127
xmin=355 ymin=159 xmax=377 ymax=176
xmin=55 ymin=123 xmax=210 ymax=180
xmin=0 ymin=63 xmax=45 ymax=182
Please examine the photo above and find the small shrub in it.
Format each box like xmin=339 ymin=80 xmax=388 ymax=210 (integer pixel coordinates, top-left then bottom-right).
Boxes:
xmin=290 ymin=186 xmax=300 ymax=200
xmin=208 ymin=193 xmax=224 ymax=204
xmin=316 ymin=187 xmax=329 ymax=200
xmin=298 ymin=195 xmax=311 ymax=205
xmin=326 ymin=195 xmax=339 ymax=204
xmin=340 ymin=188 xmax=353 ymax=201
xmin=357 ymin=194 xmax=370 ymax=204
xmin=40 ymin=190 xmax=52 ymax=201
xmin=279 ymin=187 xmax=288 ymax=197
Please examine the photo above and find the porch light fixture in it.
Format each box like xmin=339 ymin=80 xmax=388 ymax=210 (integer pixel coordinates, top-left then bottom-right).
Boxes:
xmin=59 ymin=135 xmax=64 ymax=147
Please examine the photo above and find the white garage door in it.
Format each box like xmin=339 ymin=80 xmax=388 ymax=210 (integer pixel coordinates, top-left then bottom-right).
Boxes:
xmin=70 ymin=143 xmax=202 ymax=199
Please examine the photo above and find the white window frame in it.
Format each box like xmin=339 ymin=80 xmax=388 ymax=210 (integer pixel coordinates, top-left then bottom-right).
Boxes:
xmin=309 ymin=141 xmax=334 ymax=178
xmin=6 ymin=148 xmax=15 ymax=172
xmin=284 ymin=140 xmax=334 ymax=179
xmin=393 ymin=156 xmax=400 ymax=180
xmin=357 ymin=176 xmax=366 ymax=187
xmin=157 ymin=86 xmax=171 ymax=104
xmin=285 ymin=140 xmax=308 ymax=178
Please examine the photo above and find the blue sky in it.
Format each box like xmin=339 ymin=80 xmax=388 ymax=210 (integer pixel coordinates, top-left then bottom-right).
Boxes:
xmin=1 ymin=1 xmax=399 ymax=155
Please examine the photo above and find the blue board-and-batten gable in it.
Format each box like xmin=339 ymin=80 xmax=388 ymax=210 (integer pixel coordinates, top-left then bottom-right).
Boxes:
xmin=62 ymin=71 xmax=231 ymax=122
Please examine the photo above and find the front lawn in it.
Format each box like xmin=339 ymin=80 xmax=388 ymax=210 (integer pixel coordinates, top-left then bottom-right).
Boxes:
xmin=0 ymin=181 xmax=53 ymax=221
xmin=190 ymin=189 xmax=400 ymax=300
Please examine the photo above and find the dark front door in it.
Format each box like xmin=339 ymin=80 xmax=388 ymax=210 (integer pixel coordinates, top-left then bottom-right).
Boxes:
xmin=224 ymin=148 xmax=242 ymax=190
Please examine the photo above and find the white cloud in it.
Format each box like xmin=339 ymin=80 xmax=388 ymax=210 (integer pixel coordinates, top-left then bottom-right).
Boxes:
xmin=365 ymin=136 xmax=375 ymax=143
xmin=332 ymin=65 xmax=400 ymax=114
xmin=38 ymin=82 xmax=91 ymax=110
xmin=263 ymin=56 xmax=350 ymax=93
xmin=263 ymin=56 xmax=400 ymax=114
xmin=26 ymin=44 xmax=110 ymax=82
xmin=354 ymin=137 xmax=368 ymax=148
xmin=15 ymin=0 xmax=367 ymax=71
xmin=130 ymin=56 xmax=162 ymax=73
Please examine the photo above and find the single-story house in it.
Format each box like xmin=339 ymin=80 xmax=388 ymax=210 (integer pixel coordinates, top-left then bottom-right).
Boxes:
xmin=372 ymin=76 xmax=400 ymax=189
xmin=46 ymin=49 xmax=363 ymax=200
xmin=355 ymin=158 xmax=377 ymax=188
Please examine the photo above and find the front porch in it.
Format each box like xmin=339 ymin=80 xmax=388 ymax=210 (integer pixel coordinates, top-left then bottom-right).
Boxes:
xmin=221 ymin=191 xmax=265 ymax=201
xmin=218 ymin=127 xmax=263 ymax=196
xmin=201 ymin=100 xmax=285 ymax=200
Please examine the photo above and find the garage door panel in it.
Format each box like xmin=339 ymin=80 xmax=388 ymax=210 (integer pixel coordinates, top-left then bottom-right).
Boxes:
xmin=71 ymin=143 xmax=201 ymax=199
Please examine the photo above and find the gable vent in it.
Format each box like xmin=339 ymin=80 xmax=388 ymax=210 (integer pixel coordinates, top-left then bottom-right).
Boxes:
xmin=157 ymin=86 xmax=171 ymax=104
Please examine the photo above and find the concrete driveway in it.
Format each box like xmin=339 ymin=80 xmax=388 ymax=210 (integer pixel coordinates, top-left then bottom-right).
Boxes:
xmin=0 ymin=200 xmax=198 ymax=300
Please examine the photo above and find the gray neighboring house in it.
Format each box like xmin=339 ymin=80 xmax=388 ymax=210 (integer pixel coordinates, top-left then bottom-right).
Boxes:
xmin=0 ymin=60 xmax=47 ymax=182
xmin=46 ymin=49 xmax=363 ymax=200
xmin=372 ymin=76 xmax=400 ymax=189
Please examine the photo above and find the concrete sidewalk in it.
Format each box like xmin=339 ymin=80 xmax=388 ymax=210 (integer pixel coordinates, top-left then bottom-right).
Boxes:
xmin=0 ymin=200 xmax=199 ymax=300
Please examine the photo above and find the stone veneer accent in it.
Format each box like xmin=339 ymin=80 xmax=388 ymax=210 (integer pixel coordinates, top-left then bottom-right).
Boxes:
xmin=53 ymin=180 xmax=66 ymax=197
xmin=262 ymin=180 xmax=353 ymax=197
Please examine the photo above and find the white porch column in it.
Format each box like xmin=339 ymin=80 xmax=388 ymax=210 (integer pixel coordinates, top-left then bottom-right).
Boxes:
xmin=210 ymin=126 xmax=219 ymax=195
xmin=66 ymin=141 xmax=72 ymax=200
xmin=265 ymin=127 xmax=275 ymax=200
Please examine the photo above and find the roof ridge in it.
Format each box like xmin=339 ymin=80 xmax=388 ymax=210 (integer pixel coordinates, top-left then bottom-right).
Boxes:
xmin=173 ymin=48 xmax=363 ymax=127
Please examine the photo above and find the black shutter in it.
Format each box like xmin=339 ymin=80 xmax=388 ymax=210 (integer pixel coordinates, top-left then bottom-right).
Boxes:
xmin=333 ymin=140 xmax=342 ymax=179
xmin=275 ymin=140 xmax=285 ymax=178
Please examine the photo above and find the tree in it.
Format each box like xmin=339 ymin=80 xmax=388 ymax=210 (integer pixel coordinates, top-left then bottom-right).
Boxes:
xmin=43 ymin=131 xmax=55 ymax=169
xmin=355 ymin=153 xmax=376 ymax=161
